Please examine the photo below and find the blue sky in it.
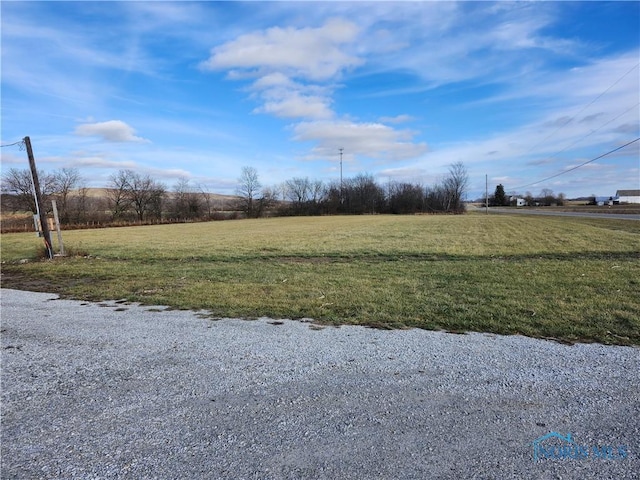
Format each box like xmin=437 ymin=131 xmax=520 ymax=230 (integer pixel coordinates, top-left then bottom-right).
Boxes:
xmin=1 ymin=1 xmax=639 ymax=199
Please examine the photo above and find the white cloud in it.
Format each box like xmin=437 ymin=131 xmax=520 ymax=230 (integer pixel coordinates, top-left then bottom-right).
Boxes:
xmin=201 ymin=18 xmax=362 ymax=81
xmin=203 ymin=17 xmax=426 ymax=159
xmin=293 ymin=120 xmax=427 ymax=163
xmin=256 ymin=94 xmax=334 ymax=119
xmin=379 ymin=114 xmax=415 ymax=124
xmin=251 ymin=72 xmax=295 ymax=90
xmin=249 ymin=74 xmax=334 ymax=120
xmin=74 ymin=120 xmax=149 ymax=143
xmin=71 ymin=155 xmax=137 ymax=170
xmin=201 ymin=19 xmax=362 ymax=122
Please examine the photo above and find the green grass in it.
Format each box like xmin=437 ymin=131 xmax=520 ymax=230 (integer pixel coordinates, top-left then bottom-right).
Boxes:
xmin=2 ymin=214 xmax=639 ymax=345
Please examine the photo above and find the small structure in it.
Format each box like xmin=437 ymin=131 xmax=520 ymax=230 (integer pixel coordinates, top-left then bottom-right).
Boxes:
xmin=615 ymin=189 xmax=640 ymax=204
xmin=509 ymin=196 xmax=526 ymax=207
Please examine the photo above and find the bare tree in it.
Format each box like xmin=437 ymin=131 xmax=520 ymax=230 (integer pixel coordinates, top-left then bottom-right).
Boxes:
xmin=1 ymin=168 xmax=37 ymax=213
xmin=127 ymin=171 xmax=165 ymax=221
xmin=106 ymin=169 xmax=165 ymax=221
xmin=255 ymin=186 xmax=278 ymax=217
xmin=285 ymin=177 xmax=310 ymax=204
xmin=172 ymin=178 xmax=201 ymax=220
xmin=147 ymin=183 xmax=166 ymax=221
xmin=197 ymin=183 xmax=214 ymax=219
xmin=310 ymin=179 xmax=325 ymax=204
xmin=70 ymin=186 xmax=90 ymax=223
xmin=51 ymin=167 xmax=82 ymax=223
xmin=236 ymin=166 xmax=261 ymax=217
xmin=388 ymin=181 xmax=424 ymax=214
xmin=348 ymin=173 xmax=385 ymax=214
xmin=524 ymin=191 xmax=534 ymax=207
xmin=285 ymin=177 xmax=311 ymax=214
xmin=107 ymin=170 xmax=133 ymax=220
xmin=540 ymin=188 xmax=555 ymax=206
xmin=1 ymin=168 xmax=56 ymax=213
xmin=442 ymin=162 xmax=469 ymax=213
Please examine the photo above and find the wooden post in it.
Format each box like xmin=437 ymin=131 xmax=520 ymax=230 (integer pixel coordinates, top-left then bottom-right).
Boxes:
xmin=24 ymin=136 xmax=53 ymax=259
xmin=485 ymin=174 xmax=489 ymax=215
xmin=51 ymin=200 xmax=65 ymax=256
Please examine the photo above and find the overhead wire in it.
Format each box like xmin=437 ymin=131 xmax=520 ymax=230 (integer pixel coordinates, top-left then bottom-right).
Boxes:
xmin=0 ymin=140 xmax=25 ymax=148
xmin=507 ymin=61 xmax=640 ymax=191
xmin=511 ymin=137 xmax=640 ymax=190
xmin=523 ymin=62 xmax=639 ymax=155
xmin=528 ymin=101 xmax=640 ymax=167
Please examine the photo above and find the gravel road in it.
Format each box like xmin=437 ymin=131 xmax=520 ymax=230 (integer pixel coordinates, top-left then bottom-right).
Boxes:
xmin=1 ymin=288 xmax=638 ymax=479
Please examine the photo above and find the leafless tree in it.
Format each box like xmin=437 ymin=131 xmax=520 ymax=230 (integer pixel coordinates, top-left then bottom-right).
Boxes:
xmin=1 ymin=168 xmax=56 ymax=213
xmin=197 ymin=183 xmax=214 ymax=219
xmin=524 ymin=191 xmax=534 ymax=207
xmin=285 ymin=177 xmax=311 ymax=214
xmin=172 ymin=178 xmax=201 ymax=220
xmin=107 ymin=170 xmax=133 ymax=220
xmin=51 ymin=167 xmax=82 ymax=223
xmin=127 ymin=171 xmax=165 ymax=221
xmin=107 ymin=169 xmax=165 ymax=221
xmin=348 ymin=173 xmax=386 ymax=214
xmin=540 ymin=188 xmax=555 ymax=206
xmin=310 ymin=179 xmax=325 ymax=204
xmin=388 ymin=181 xmax=424 ymax=214
xmin=236 ymin=166 xmax=261 ymax=217
xmin=70 ymin=186 xmax=90 ymax=223
xmin=285 ymin=177 xmax=310 ymax=204
xmin=442 ymin=162 xmax=469 ymax=213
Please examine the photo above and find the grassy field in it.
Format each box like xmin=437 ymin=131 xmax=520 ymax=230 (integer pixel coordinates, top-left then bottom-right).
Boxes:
xmin=1 ymin=214 xmax=639 ymax=345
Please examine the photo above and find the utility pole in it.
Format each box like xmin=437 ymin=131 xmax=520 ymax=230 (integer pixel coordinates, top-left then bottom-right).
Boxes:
xmin=485 ymin=174 xmax=489 ymax=215
xmin=24 ymin=136 xmax=53 ymax=259
xmin=339 ymin=147 xmax=344 ymax=202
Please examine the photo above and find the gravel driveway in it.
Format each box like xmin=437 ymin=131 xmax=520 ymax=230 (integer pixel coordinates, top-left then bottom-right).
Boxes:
xmin=1 ymin=288 xmax=638 ymax=479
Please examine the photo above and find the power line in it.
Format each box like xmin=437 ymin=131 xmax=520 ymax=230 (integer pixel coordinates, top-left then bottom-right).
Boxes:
xmin=511 ymin=137 xmax=640 ymax=190
xmin=0 ymin=140 xmax=25 ymax=148
xmin=505 ymin=63 xmax=639 ymax=192
xmin=524 ymin=62 xmax=640 ymax=155
xmin=530 ymin=101 xmax=640 ymax=167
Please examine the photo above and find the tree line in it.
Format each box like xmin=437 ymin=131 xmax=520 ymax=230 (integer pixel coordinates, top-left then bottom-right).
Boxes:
xmin=1 ymin=162 xmax=469 ymax=230
xmin=487 ymin=184 xmax=566 ymax=207
xmin=236 ymin=162 xmax=469 ymax=217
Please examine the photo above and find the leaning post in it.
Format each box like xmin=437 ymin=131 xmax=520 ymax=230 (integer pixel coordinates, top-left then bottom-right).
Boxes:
xmin=24 ymin=136 xmax=54 ymax=259
xmin=51 ymin=200 xmax=65 ymax=256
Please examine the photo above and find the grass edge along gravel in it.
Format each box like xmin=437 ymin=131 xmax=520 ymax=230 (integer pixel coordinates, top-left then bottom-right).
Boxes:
xmin=1 ymin=214 xmax=639 ymax=346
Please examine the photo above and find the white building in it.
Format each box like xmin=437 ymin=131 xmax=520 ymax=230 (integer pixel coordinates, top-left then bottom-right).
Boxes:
xmin=615 ymin=190 xmax=640 ymax=204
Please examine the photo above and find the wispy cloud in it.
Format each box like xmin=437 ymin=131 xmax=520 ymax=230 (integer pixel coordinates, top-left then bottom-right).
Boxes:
xmin=379 ymin=115 xmax=416 ymax=124
xmin=74 ymin=121 xmax=149 ymax=143
xmin=293 ymin=120 xmax=427 ymax=163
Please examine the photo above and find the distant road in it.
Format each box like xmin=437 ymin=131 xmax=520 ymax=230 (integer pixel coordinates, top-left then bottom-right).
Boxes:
xmin=480 ymin=207 xmax=640 ymax=221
